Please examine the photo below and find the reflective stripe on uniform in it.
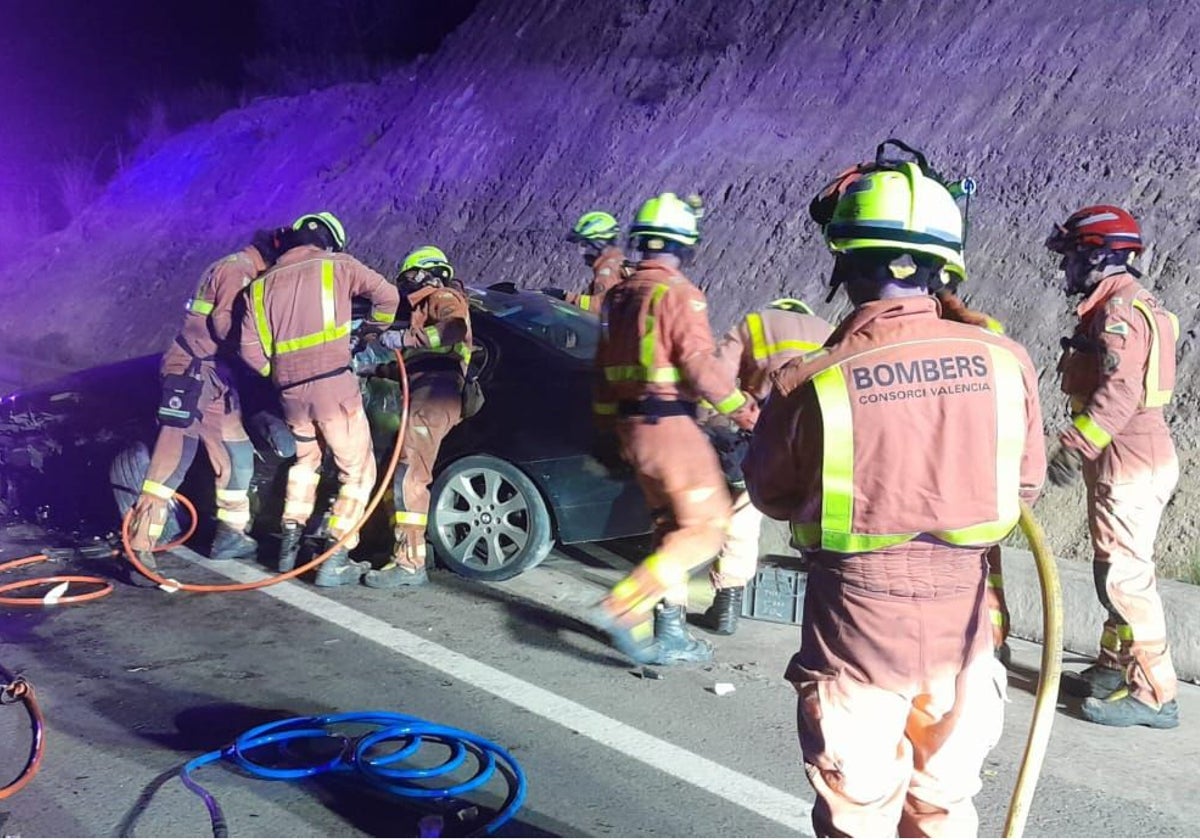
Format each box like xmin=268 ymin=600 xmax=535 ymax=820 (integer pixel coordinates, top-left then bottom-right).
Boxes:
xmin=744 ymin=313 xmax=822 ymax=362
xmin=424 ymin=326 xmax=442 ymax=348
xmin=337 ymin=484 xmax=372 ymax=503
xmin=284 ymin=500 xmax=314 ymax=517
xmin=188 ymin=298 xmax=214 ymax=315
xmin=373 ymin=309 xmax=395 ymax=324
xmin=593 ymin=401 xmax=617 ymax=415
xmin=713 ymin=389 xmax=747 ymax=415
xmin=987 ymin=573 xmax=1004 ymax=589
xmin=216 ymin=488 xmax=249 ymax=503
xmin=216 ymin=508 xmax=251 ymax=525
xmin=251 ymin=277 xmax=273 ymax=358
xmin=579 ymin=294 xmax=592 ymax=311
xmin=287 ymin=468 xmax=321 ymax=486
xmin=274 ymin=261 xmax=351 ymax=354
xmin=393 ymin=511 xmax=428 ymax=526
xmin=141 ymin=480 xmax=175 ymax=500
xmin=796 ymin=343 xmax=1027 ymax=552
xmin=603 ymin=283 xmax=682 ymax=385
xmin=1131 ymin=298 xmax=1175 ymax=408
xmin=1073 ymin=413 xmax=1112 ymax=450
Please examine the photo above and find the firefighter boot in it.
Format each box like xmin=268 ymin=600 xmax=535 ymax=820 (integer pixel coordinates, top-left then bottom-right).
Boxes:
xmin=701 ymin=587 xmax=743 ymax=636
xmin=1062 ymin=664 xmax=1125 ymax=699
xmin=210 ymin=522 xmax=258 ymax=561
xmin=1081 ymin=689 xmax=1180 ymax=729
xmin=277 ymin=522 xmax=302 ymax=573
xmin=586 ymin=602 xmax=657 ymax=665
xmin=363 ymin=562 xmax=429 ymax=588
xmin=313 ymin=546 xmax=370 ymax=587
xmin=649 ymin=603 xmax=714 ymax=665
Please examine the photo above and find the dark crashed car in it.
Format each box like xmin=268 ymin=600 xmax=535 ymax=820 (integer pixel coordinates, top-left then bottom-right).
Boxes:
xmin=0 ymin=285 xmax=651 ymax=580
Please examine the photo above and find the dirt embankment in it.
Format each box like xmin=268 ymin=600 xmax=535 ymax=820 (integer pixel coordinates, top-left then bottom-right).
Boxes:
xmin=2 ymin=0 xmax=1198 ymax=577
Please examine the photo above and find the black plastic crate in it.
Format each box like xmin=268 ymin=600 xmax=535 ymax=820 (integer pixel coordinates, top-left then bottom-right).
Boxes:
xmin=741 ymin=558 xmax=806 ymax=625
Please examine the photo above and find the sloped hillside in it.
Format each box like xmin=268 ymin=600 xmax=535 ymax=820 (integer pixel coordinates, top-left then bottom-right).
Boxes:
xmin=3 ymin=0 xmax=1198 ymax=575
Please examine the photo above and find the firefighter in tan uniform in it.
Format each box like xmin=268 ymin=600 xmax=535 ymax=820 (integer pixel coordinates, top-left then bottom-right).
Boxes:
xmin=1045 ymin=205 xmax=1180 ymax=729
xmin=590 ymin=193 xmax=758 ymax=665
xmin=128 ymin=230 xmax=285 ymax=568
xmin=811 ymin=144 xmax=1014 ymax=659
xmin=565 ymin=211 xmax=627 ymax=314
xmin=240 ymin=212 xmax=399 ymax=586
xmin=359 ymin=246 xmax=473 ymax=588
xmin=700 ymin=299 xmax=833 ymax=635
xmin=745 ymin=162 xmax=1046 ymax=837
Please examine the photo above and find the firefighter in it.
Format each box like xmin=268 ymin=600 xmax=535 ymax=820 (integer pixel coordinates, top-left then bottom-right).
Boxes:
xmin=745 ymin=161 xmax=1046 ymax=837
xmin=358 ymin=246 xmax=473 ymax=588
xmin=239 ymin=212 xmax=399 ymax=586
xmin=565 ymin=211 xmax=627 ymax=313
xmin=812 ymin=147 xmax=1013 ymax=658
xmin=590 ymin=192 xmax=758 ymax=666
xmin=701 ymin=299 xmax=833 ymax=635
xmin=1045 ymin=205 xmax=1180 ymax=729
xmin=127 ymin=227 xmax=285 ymax=570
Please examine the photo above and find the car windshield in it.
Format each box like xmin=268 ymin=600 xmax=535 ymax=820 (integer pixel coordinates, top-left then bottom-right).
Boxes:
xmin=469 ymin=288 xmax=598 ymax=361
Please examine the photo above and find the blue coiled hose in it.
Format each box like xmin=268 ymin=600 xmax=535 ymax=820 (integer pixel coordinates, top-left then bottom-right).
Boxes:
xmin=180 ymin=711 xmax=527 ymax=837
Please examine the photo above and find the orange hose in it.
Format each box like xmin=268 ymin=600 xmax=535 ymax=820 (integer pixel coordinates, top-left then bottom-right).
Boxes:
xmin=0 ymin=677 xmax=45 ymax=799
xmin=119 ymin=350 xmax=409 ymax=592
xmin=0 ymin=554 xmax=115 ymax=606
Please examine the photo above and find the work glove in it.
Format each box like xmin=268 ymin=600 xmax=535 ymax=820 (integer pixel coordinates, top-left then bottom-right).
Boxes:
xmin=377 ymin=328 xmax=407 ymax=351
xmin=1047 ymin=445 xmax=1084 ymax=488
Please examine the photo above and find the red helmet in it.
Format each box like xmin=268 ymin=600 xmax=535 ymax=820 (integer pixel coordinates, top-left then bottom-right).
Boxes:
xmin=1045 ymin=205 xmax=1143 ymax=254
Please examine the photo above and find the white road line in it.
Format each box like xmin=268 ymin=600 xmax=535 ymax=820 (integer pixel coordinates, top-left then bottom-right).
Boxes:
xmin=189 ymin=552 xmax=814 ymax=835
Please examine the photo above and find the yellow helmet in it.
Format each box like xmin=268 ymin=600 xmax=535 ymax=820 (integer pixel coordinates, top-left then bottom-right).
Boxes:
xmin=823 ymin=162 xmax=965 ymax=280
xmin=767 ymin=298 xmax=815 ymax=315
xmin=400 ymin=245 xmax=454 ymax=280
xmin=291 ymin=211 xmax=346 ymax=251
xmin=568 ymin=211 xmax=620 ymax=244
xmin=629 ymin=192 xmax=702 ymax=252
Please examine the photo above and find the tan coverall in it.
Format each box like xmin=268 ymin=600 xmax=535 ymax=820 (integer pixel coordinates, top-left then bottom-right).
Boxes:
xmin=390 ymin=284 xmax=473 ymax=570
xmin=1058 ymin=269 xmax=1180 ymax=707
xmin=745 ymin=296 xmax=1046 ymax=838
xmin=568 ymin=246 xmax=626 ymax=313
xmin=129 ymin=247 xmax=265 ymax=551
xmin=239 ymin=245 xmax=398 ymax=547
xmin=592 ymin=257 xmax=758 ymax=634
xmin=937 ymin=287 xmax=1011 ymax=648
xmin=709 ymin=306 xmax=832 ymax=588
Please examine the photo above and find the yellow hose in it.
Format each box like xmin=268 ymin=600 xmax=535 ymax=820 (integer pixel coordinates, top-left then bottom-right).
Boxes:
xmin=1003 ymin=500 xmax=1063 ymax=838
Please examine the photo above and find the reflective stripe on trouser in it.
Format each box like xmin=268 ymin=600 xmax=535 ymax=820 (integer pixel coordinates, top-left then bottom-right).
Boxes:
xmin=985 ymin=544 xmax=1008 ymax=648
xmin=129 ymin=366 xmax=253 ymax=551
xmin=711 ymin=490 xmax=763 ymax=589
xmin=1086 ymin=453 xmax=1180 ymax=705
xmin=282 ymin=379 xmax=377 ymax=551
xmin=392 ymin=373 xmax=462 ymax=570
xmin=791 ymin=555 xmax=1003 ymax=837
xmin=603 ymin=416 xmax=731 ymax=625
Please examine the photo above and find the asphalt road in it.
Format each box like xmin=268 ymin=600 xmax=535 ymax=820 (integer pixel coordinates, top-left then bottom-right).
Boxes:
xmin=1 ymin=522 xmax=1196 ymax=838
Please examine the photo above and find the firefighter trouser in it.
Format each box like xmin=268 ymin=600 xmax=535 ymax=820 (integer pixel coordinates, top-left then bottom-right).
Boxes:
xmin=985 ymin=544 xmax=1008 ymax=649
xmin=711 ymin=489 xmax=763 ymax=589
xmin=392 ymin=373 xmax=463 ymax=570
xmin=1085 ymin=452 xmax=1180 ymax=706
xmin=788 ymin=545 xmax=1004 ymax=838
xmin=280 ymin=374 xmax=376 ymax=550
xmin=604 ymin=415 xmax=731 ymax=624
xmin=129 ymin=364 xmax=254 ymax=551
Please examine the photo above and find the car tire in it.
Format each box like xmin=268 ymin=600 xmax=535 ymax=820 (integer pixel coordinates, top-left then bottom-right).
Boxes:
xmin=428 ymin=455 xmax=554 ymax=581
xmin=109 ymin=442 xmax=184 ymax=542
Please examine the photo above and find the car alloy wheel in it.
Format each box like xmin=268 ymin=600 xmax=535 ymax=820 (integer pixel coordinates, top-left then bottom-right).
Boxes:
xmin=429 ymin=455 xmax=553 ymax=581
